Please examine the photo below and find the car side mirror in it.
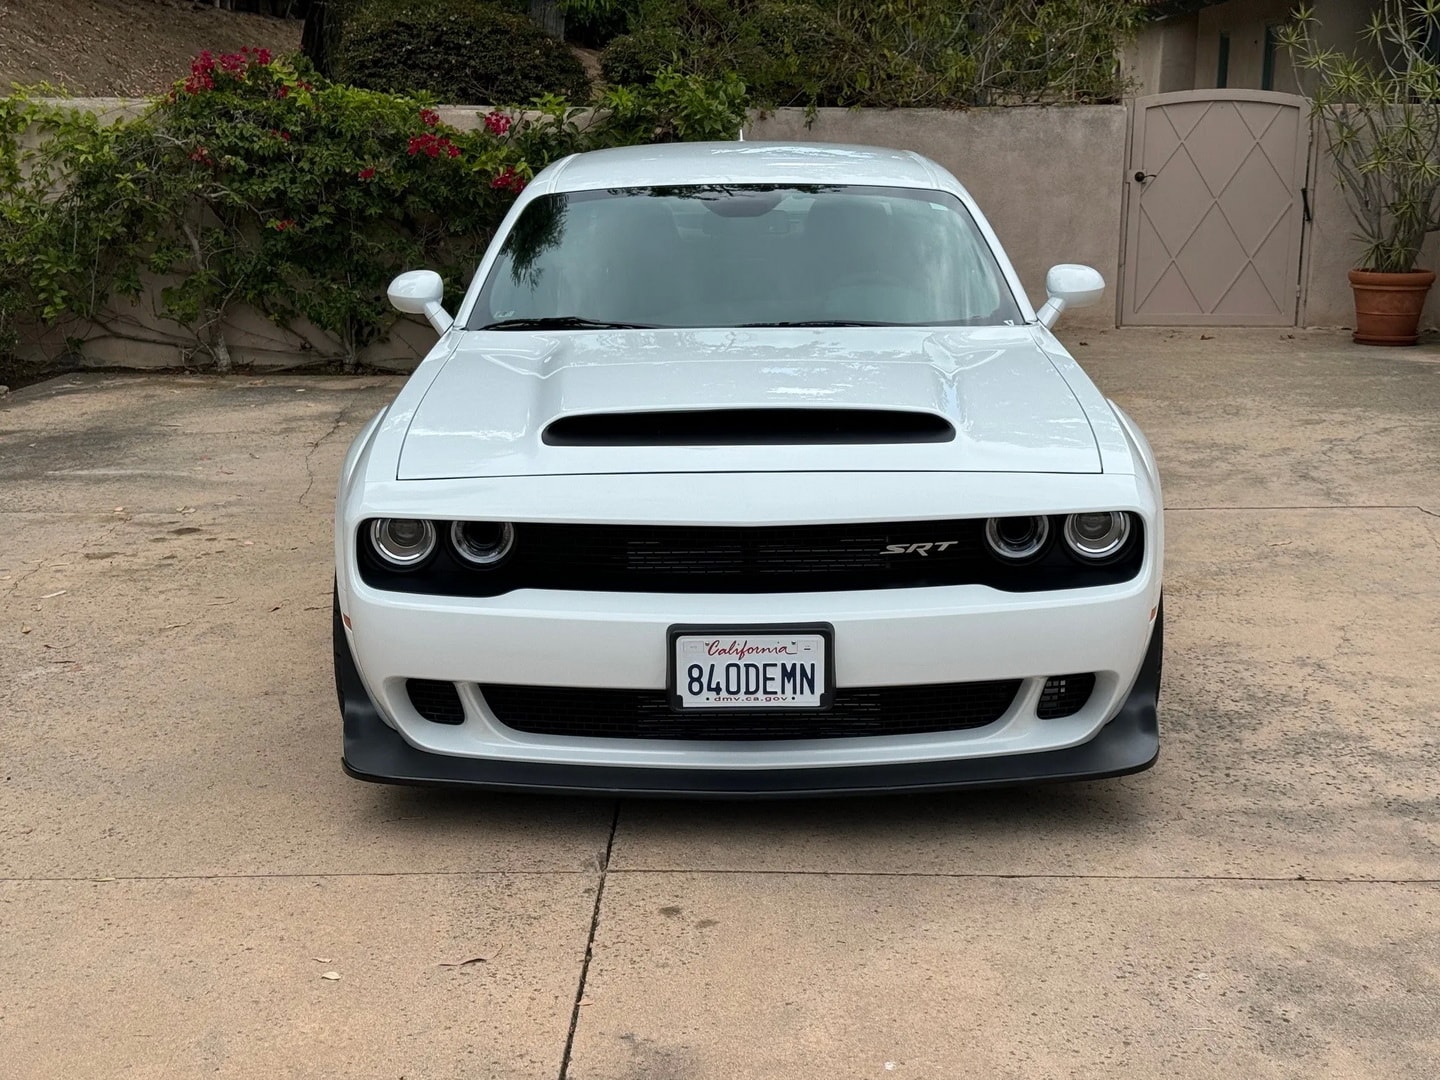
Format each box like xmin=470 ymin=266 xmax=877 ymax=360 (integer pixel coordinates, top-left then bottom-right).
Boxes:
xmin=1036 ymin=264 xmax=1105 ymax=329
xmin=387 ymin=269 xmax=453 ymax=334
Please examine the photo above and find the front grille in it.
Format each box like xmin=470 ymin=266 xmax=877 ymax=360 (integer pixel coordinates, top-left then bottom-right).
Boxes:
xmin=479 ymin=680 xmax=1021 ymax=740
xmin=407 ymin=679 xmax=465 ymax=724
xmin=359 ymin=517 xmax=1144 ymax=597
xmin=1037 ymin=673 xmax=1096 ymax=718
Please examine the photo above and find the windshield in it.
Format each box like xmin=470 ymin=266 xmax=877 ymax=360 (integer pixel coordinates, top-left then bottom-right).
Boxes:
xmin=469 ymin=184 xmax=1023 ymax=330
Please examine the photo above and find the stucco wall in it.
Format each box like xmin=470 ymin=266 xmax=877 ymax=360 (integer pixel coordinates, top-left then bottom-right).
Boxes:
xmin=747 ymin=107 xmax=1128 ymax=330
xmin=1123 ymin=16 xmax=1199 ymax=97
xmin=16 ymin=101 xmax=1128 ymax=372
xmin=1140 ymin=0 xmax=1378 ymax=97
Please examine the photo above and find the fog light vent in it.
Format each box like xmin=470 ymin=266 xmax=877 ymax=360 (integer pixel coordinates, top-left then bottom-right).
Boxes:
xmin=406 ymin=679 xmax=465 ymax=724
xmin=1037 ymin=673 xmax=1096 ymax=719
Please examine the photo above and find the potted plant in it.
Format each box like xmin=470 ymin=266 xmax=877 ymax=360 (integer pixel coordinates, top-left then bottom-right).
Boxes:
xmin=1282 ymin=3 xmax=1440 ymax=345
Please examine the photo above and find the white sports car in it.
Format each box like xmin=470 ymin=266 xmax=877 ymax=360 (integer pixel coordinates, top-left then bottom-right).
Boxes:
xmin=333 ymin=141 xmax=1163 ymax=796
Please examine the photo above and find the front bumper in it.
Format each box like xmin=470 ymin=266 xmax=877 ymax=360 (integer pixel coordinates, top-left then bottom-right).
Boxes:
xmin=337 ymin=594 xmax=1161 ymax=797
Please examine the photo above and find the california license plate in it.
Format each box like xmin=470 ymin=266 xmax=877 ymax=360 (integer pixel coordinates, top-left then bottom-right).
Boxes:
xmin=669 ymin=625 xmax=833 ymax=710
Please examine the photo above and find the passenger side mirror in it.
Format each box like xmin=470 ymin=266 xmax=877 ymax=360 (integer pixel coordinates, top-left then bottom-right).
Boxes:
xmin=1036 ymin=264 xmax=1105 ymax=329
xmin=387 ymin=270 xmax=453 ymax=334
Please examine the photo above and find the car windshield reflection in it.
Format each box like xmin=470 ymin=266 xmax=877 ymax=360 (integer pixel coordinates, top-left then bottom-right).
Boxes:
xmin=471 ymin=184 xmax=1023 ymax=331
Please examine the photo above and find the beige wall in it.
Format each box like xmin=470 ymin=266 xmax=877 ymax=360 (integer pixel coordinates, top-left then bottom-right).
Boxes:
xmin=1194 ymin=0 xmax=1299 ymax=93
xmin=748 ymin=107 xmax=1128 ymax=330
xmin=1123 ymin=16 xmax=1199 ymax=97
xmin=1136 ymin=0 xmax=1378 ymax=97
xmin=41 ymin=96 xmax=1425 ymax=354
xmin=17 ymin=101 xmax=1129 ymax=372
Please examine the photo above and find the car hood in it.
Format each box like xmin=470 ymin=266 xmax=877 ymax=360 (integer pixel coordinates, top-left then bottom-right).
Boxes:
xmin=397 ymin=327 xmax=1100 ymax=480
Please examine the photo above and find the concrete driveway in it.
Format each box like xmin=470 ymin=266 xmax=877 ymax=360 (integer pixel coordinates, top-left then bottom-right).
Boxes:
xmin=2 ymin=328 xmax=1438 ymax=1078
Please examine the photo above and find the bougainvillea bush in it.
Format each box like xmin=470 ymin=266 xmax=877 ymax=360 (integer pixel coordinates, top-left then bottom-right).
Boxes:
xmin=0 ymin=49 xmax=744 ymax=375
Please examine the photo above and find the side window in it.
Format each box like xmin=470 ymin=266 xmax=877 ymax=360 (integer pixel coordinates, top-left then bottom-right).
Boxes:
xmin=1261 ymin=25 xmax=1278 ymax=91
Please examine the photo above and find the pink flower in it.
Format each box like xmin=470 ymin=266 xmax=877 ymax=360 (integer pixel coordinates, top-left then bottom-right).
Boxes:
xmin=484 ymin=110 xmax=511 ymax=136
xmin=189 ymin=146 xmax=211 ymax=163
xmin=273 ymin=218 xmax=296 ymax=232
xmin=276 ymin=85 xmax=290 ymax=99
xmin=254 ymin=48 xmax=272 ymax=66
xmin=420 ymin=108 xmax=440 ymax=128
xmin=491 ymin=165 xmax=526 ymax=193
xmin=183 ymin=52 xmax=216 ymax=93
xmin=358 ymin=167 xmax=377 ymax=180
xmin=407 ymin=132 xmax=458 ymax=160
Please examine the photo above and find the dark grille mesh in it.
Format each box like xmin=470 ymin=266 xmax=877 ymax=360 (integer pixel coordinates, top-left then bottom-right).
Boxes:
xmin=479 ymin=681 xmax=1021 ymax=740
xmin=407 ymin=679 xmax=465 ymax=724
xmin=1037 ymin=673 xmax=1096 ymax=719
xmin=521 ymin=522 xmax=990 ymax=582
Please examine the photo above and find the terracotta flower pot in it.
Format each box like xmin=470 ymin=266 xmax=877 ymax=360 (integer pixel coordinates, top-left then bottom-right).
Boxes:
xmin=1348 ymin=268 xmax=1435 ymax=346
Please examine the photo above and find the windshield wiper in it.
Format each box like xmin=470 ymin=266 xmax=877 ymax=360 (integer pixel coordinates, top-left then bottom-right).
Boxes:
xmin=737 ymin=320 xmax=898 ymax=328
xmin=477 ymin=316 xmax=658 ymax=331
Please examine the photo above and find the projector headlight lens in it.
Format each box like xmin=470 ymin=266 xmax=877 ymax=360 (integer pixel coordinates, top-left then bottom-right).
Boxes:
xmin=368 ymin=518 xmax=437 ymax=568
xmin=450 ymin=520 xmax=515 ymax=567
xmin=1064 ymin=512 xmax=1131 ymax=560
xmin=984 ymin=516 xmax=1051 ymax=562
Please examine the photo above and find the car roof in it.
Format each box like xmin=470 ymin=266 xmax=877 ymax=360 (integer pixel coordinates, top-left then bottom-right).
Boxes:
xmin=536 ymin=141 xmax=962 ymax=196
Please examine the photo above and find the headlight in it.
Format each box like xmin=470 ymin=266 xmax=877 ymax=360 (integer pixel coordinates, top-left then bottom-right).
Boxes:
xmin=1064 ymin=512 xmax=1131 ymax=560
xmin=368 ymin=518 xmax=437 ymax=568
xmin=984 ymin=515 xmax=1050 ymax=561
xmin=450 ymin=520 xmax=515 ymax=566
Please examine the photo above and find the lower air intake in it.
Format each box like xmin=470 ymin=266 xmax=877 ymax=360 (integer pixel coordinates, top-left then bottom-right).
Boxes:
xmin=1036 ymin=673 xmax=1096 ymax=719
xmin=407 ymin=679 xmax=465 ymax=724
xmin=479 ymin=680 xmax=1020 ymax=740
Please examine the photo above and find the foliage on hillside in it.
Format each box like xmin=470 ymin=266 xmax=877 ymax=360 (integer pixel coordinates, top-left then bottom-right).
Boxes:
xmin=599 ymin=0 xmax=1145 ymax=107
xmin=0 ymin=0 xmax=302 ymax=97
xmin=329 ymin=0 xmax=592 ymax=104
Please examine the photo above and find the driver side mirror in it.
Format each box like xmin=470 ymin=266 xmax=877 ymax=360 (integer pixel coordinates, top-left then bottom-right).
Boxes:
xmin=387 ymin=269 xmax=453 ymax=334
xmin=1036 ymin=264 xmax=1105 ymax=329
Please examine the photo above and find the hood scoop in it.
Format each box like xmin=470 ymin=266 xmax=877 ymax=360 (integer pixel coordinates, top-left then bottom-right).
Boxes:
xmin=542 ymin=408 xmax=956 ymax=447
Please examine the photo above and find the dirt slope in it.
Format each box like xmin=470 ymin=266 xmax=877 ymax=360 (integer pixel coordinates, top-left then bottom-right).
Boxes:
xmin=0 ymin=0 xmax=301 ymax=97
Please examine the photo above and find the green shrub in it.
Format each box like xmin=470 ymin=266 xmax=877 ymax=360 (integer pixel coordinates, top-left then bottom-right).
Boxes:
xmin=602 ymin=1 xmax=849 ymax=103
xmin=739 ymin=2 xmax=856 ymax=105
xmin=600 ymin=25 xmax=685 ymax=86
xmin=600 ymin=66 xmax=747 ymax=141
xmin=608 ymin=0 xmax=1142 ymax=108
xmin=0 ymin=50 xmax=746 ymax=372
xmin=558 ymin=0 xmax=634 ymax=48
xmin=331 ymin=0 xmax=592 ymax=105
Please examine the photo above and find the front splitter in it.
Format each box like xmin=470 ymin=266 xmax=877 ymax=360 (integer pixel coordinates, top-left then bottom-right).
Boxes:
xmin=337 ymin=603 xmax=1160 ymax=799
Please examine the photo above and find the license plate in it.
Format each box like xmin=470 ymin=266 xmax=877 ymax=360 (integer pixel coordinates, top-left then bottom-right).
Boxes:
xmin=669 ymin=625 xmax=833 ymax=710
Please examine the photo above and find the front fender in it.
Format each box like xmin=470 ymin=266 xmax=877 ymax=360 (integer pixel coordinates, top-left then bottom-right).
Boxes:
xmin=334 ymin=407 xmax=388 ymax=616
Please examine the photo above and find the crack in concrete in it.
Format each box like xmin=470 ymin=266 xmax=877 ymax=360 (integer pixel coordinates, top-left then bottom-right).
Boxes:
xmin=558 ymin=802 xmax=620 ymax=1080
xmin=0 ymin=557 xmax=53 ymax=604
xmin=298 ymin=401 xmax=356 ymax=509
